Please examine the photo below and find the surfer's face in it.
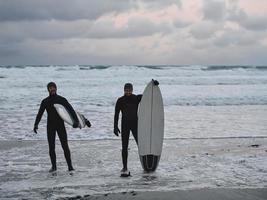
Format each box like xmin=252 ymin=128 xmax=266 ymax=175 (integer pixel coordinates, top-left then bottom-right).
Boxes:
xmin=48 ymin=86 xmax=57 ymax=96
xmin=124 ymin=89 xmax=132 ymax=96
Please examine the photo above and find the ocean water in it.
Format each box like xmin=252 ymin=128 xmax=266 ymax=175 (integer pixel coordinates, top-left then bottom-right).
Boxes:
xmin=0 ymin=65 xmax=267 ymax=140
xmin=1 ymin=65 xmax=267 ymax=199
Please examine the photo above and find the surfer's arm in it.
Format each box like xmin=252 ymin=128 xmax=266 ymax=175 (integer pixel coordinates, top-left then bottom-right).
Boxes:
xmin=137 ymin=94 xmax=143 ymax=103
xmin=114 ymin=99 xmax=121 ymax=128
xmin=113 ymin=99 xmax=121 ymax=136
xmin=61 ymin=98 xmax=79 ymax=125
xmin=34 ymin=100 xmax=45 ymax=127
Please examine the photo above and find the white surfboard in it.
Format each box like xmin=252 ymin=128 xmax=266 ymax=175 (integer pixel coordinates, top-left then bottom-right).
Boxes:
xmin=138 ymin=80 xmax=164 ymax=172
xmin=54 ymin=104 xmax=86 ymax=129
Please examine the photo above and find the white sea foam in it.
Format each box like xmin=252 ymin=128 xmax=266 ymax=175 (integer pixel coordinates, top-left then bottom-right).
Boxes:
xmin=0 ymin=65 xmax=267 ymax=140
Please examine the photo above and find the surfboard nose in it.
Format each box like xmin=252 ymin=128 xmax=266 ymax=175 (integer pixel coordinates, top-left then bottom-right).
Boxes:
xmin=140 ymin=155 xmax=160 ymax=172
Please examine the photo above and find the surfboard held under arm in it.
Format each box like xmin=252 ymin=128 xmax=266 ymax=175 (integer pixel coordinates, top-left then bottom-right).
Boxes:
xmin=54 ymin=104 xmax=86 ymax=129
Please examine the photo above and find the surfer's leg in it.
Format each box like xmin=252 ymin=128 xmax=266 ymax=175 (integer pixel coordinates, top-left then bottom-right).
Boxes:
xmin=57 ymin=124 xmax=74 ymax=171
xmin=47 ymin=125 xmax=57 ymax=170
xmin=131 ymin=121 xmax=138 ymax=144
xmin=121 ymin=124 xmax=130 ymax=170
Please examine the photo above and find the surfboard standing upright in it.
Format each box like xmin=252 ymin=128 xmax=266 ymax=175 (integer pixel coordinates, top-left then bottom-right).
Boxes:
xmin=138 ymin=80 xmax=164 ymax=172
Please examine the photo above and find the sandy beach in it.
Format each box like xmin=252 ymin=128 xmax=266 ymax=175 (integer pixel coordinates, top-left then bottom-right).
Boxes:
xmin=0 ymin=138 xmax=266 ymax=199
xmin=70 ymin=188 xmax=267 ymax=200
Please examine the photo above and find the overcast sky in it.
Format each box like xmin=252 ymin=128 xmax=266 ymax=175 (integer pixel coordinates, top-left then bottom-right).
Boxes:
xmin=0 ymin=0 xmax=267 ymax=65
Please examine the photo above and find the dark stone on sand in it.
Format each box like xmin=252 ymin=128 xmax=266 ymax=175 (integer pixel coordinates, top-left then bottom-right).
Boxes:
xmin=130 ymin=191 xmax=137 ymax=196
xmin=67 ymin=196 xmax=82 ymax=200
xmin=205 ymin=153 xmax=213 ymax=156
xmin=250 ymin=144 xmax=260 ymax=148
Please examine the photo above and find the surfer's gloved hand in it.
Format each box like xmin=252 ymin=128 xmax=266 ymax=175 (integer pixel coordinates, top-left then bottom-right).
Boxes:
xmin=73 ymin=121 xmax=79 ymax=128
xmin=152 ymin=79 xmax=159 ymax=86
xmin=114 ymin=126 xmax=120 ymax=136
xmin=33 ymin=125 xmax=38 ymax=134
xmin=85 ymin=119 xmax=91 ymax=128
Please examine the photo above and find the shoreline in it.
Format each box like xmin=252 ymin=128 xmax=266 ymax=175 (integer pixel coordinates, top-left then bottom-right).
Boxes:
xmin=63 ymin=188 xmax=267 ymax=200
xmin=3 ymin=134 xmax=267 ymax=142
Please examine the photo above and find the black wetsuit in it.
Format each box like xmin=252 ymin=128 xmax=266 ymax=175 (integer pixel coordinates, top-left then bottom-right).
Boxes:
xmin=34 ymin=94 xmax=78 ymax=170
xmin=114 ymin=94 xmax=142 ymax=169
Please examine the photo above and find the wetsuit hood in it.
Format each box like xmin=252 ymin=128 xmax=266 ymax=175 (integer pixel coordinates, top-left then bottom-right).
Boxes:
xmin=47 ymin=82 xmax=57 ymax=90
xmin=124 ymin=83 xmax=133 ymax=90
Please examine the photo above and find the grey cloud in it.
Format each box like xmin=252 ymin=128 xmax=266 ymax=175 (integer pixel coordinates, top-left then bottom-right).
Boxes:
xmin=203 ymin=0 xmax=267 ymax=31
xmin=0 ymin=16 xmax=171 ymax=42
xmin=0 ymin=20 xmax=93 ymax=43
xmin=203 ymin=0 xmax=226 ymax=21
xmin=0 ymin=46 xmax=20 ymax=57
xmin=227 ymin=3 xmax=267 ymax=31
xmin=213 ymin=29 xmax=261 ymax=47
xmin=1 ymin=0 xmax=267 ymax=65
xmin=239 ymin=16 xmax=267 ymax=31
xmin=0 ymin=0 xmax=136 ymax=21
xmin=190 ymin=21 xmax=221 ymax=39
xmin=173 ymin=19 xmax=191 ymax=28
xmin=1 ymin=34 xmax=267 ymax=65
xmin=227 ymin=4 xmax=246 ymax=22
xmin=87 ymin=17 xmax=172 ymax=39
xmin=139 ymin=0 xmax=181 ymax=9
xmin=0 ymin=22 xmax=27 ymax=43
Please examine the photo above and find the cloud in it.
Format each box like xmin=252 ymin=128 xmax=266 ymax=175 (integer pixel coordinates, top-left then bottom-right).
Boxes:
xmin=203 ymin=0 xmax=226 ymax=21
xmin=0 ymin=0 xmax=267 ymax=65
xmin=213 ymin=28 xmax=263 ymax=47
xmin=227 ymin=1 xmax=267 ymax=31
xmin=87 ymin=15 xmax=172 ymax=39
xmin=138 ymin=0 xmax=182 ymax=9
xmin=239 ymin=16 xmax=267 ymax=31
xmin=0 ymin=46 xmax=20 ymax=57
xmin=189 ymin=21 xmax=221 ymax=39
xmin=0 ymin=0 xmax=136 ymax=21
xmin=0 ymin=20 xmax=93 ymax=42
xmin=173 ymin=20 xmax=191 ymax=28
xmin=0 ymin=15 xmax=172 ymax=43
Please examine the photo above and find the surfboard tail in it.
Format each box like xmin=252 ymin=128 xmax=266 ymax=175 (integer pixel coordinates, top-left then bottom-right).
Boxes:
xmin=140 ymin=155 xmax=161 ymax=172
xmin=138 ymin=81 xmax=164 ymax=172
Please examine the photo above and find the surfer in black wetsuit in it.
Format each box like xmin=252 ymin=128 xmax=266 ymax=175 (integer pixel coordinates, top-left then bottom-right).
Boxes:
xmin=33 ymin=82 xmax=91 ymax=172
xmin=114 ymin=80 xmax=159 ymax=174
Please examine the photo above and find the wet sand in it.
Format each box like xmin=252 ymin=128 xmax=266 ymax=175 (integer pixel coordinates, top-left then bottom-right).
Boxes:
xmin=0 ymin=139 xmax=267 ymax=199
xmin=73 ymin=188 xmax=267 ymax=200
